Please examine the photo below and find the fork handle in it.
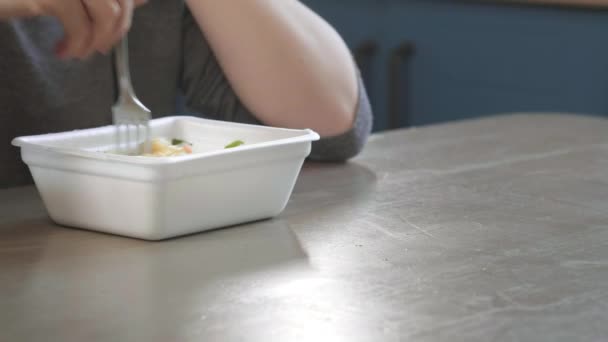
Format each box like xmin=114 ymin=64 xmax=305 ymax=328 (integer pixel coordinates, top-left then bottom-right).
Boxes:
xmin=114 ymin=36 xmax=135 ymax=105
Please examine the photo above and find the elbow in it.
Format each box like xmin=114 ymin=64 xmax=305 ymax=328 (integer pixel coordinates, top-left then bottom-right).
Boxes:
xmin=315 ymin=99 xmax=359 ymax=138
xmin=309 ymin=59 xmax=360 ymax=137
xmin=307 ymin=81 xmax=374 ymax=162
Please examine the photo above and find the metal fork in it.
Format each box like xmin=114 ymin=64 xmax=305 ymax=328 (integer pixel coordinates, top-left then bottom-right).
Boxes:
xmin=112 ymin=36 xmax=151 ymax=155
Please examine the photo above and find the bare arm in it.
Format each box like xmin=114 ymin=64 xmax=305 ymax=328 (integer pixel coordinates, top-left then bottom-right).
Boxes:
xmin=184 ymin=0 xmax=358 ymax=137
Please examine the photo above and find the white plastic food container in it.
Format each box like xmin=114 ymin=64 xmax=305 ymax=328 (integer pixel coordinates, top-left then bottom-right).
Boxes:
xmin=12 ymin=116 xmax=319 ymax=240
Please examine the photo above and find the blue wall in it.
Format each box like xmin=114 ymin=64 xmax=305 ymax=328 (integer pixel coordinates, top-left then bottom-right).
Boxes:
xmin=303 ymin=0 xmax=608 ymax=131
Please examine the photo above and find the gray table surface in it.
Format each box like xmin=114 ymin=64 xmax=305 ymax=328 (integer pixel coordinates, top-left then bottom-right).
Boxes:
xmin=1 ymin=113 xmax=607 ymax=342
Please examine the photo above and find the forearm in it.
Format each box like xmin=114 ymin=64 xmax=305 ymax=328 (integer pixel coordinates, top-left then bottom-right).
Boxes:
xmin=184 ymin=0 xmax=358 ymax=137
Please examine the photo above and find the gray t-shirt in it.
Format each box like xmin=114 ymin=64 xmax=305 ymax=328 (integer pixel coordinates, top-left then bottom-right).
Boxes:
xmin=0 ymin=1 xmax=372 ymax=188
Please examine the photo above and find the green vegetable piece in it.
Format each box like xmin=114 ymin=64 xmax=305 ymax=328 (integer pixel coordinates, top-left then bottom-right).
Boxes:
xmin=172 ymin=139 xmax=190 ymax=145
xmin=225 ymin=140 xmax=245 ymax=149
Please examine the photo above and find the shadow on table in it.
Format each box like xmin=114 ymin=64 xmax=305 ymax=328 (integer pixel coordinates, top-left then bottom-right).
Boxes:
xmin=0 ymin=218 xmax=311 ymax=339
xmin=0 ymin=217 xmax=309 ymax=299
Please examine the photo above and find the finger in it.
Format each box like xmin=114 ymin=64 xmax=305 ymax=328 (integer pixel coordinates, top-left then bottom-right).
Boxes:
xmin=102 ymin=0 xmax=134 ymax=51
xmin=117 ymin=0 xmax=135 ymax=35
xmin=81 ymin=0 xmax=121 ymax=55
xmin=49 ymin=0 xmax=93 ymax=59
xmin=134 ymin=0 xmax=148 ymax=7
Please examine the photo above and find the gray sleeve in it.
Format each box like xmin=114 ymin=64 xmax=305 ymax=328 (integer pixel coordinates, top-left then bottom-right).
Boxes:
xmin=307 ymin=75 xmax=373 ymax=162
xmin=179 ymin=10 xmax=373 ymax=161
